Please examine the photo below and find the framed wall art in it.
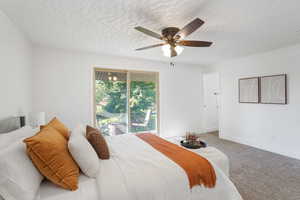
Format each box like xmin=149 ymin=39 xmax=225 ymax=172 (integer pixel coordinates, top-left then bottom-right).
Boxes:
xmin=260 ymin=74 xmax=287 ymax=104
xmin=239 ymin=77 xmax=260 ymax=103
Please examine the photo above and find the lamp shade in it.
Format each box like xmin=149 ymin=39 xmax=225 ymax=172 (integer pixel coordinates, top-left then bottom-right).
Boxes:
xmin=29 ymin=112 xmax=46 ymax=128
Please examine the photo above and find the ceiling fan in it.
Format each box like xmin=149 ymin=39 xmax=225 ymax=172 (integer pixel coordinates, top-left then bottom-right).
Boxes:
xmin=134 ymin=18 xmax=212 ymax=58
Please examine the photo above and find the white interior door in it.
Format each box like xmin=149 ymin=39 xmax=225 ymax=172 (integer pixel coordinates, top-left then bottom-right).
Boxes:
xmin=203 ymin=72 xmax=220 ymax=133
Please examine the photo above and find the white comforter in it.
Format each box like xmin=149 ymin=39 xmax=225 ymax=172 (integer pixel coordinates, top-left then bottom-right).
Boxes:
xmin=97 ymin=134 xmax=243 ymax=200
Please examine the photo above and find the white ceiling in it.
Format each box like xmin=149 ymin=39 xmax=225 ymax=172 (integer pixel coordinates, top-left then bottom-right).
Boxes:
xmin=1 ymin=0 xmax=300 ymax=65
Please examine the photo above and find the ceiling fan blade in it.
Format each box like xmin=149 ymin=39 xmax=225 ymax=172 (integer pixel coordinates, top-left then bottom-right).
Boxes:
xmin=135 ymin=43 xmax=165 ymax=51
xmin=176 ymin=18 xmax=204 ymax=39
xmin=177 ymin=40 xmax=212 ymax=47
xmin=135 ymin=26 xmax=163 ymax=40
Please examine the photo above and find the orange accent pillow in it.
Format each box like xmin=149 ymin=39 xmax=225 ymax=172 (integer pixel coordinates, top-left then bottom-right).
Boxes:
xmin=23 ymin=126 xmax=79 ymax=191
xmin=43 ymin=117 xmax=70 ymax=139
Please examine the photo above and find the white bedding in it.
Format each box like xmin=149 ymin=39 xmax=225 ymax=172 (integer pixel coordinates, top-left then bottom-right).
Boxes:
xmin=33 ymin=134 xmax=242 ymax=200
xmin=97 ymin=134 xmax=242 ymax=200
xmin=0 ymin=126 xmax=39 ymax=149
xmin=37 ymin=175 xmax=98 ymax=200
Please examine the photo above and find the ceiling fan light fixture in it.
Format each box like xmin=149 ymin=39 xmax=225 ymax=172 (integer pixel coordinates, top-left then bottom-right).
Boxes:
xmin=162 ymin=44 xmax=171 ymax=57
xmin=175 ymin=46 xmax=184 ymax=55
xmin=161 ymin=44 xmax=184 ymax=57
xmin=135 ymin=18 xmax=211 ymax=58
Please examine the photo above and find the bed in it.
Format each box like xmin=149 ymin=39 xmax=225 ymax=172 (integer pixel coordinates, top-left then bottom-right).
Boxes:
xmin=0 ymin=121 xmax=242 ymax=200
xmin=33 ymin=134 xmax=242 ymax=200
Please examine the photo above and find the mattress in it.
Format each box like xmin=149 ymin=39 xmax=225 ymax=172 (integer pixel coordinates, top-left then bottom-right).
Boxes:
xmin=36 ymin=175 xmax=98 ymax=200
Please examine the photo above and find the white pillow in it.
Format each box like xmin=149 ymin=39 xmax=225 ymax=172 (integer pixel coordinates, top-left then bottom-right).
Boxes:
xmin=0 ymin=141 xmax=43 ymax=200
xmin=70 ymin=124 xmax=86 ymax=136
xmin=0 ymin=126 xmax=39 ymax=150
xmin=68 ymin=126 xmax=99 ymax=178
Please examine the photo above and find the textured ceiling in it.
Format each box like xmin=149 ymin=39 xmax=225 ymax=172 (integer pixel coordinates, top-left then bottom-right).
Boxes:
xmin=1 ymin=0 xmax=300 ymax=65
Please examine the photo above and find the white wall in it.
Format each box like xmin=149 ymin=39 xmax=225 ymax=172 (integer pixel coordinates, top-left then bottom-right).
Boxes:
xmin=0 ymin=11 xmax=32 ymax=120
xmin=32 ymin=46 xmax=204 ymax=137
xmin=214 ymin=43 xmax=300 ymax=160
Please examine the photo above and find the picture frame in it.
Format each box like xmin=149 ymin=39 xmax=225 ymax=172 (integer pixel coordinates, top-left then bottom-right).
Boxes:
xmin=260 ymin=74 xmax=287 ymax=104
xmin=239 ymin=77 xmax=260 ymax=103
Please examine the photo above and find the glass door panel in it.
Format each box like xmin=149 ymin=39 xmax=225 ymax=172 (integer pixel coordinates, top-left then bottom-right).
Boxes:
xmin=94 ymin=69 xmax=159 ymax=135
xmin=95 ymin=71 xmax=128 ymax=135
xmin=129 ymin=72 xmax=158 ymax=133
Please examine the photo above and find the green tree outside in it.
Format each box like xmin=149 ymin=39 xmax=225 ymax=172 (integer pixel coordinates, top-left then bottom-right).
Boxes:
xmin=95 ymin=80 xmax=157 ymax=134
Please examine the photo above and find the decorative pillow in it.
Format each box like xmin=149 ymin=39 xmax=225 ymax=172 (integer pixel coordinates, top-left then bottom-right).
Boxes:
xmin=70 ymin=124 xmax=86 ymax=136
xmin=0 ymin=141 xmax=43 ymax=200
xmin=86 ymin=125 xmax=110 ymax=159
xmin=24 ymin=126 xmax=79 ymax=190
xmin=43 ymin=117 xmax=70 ymax=139
xmin=0 ymin=126 xmax=39 ymax=150
xmin=68 ymin=126 xmax=100 ymax=178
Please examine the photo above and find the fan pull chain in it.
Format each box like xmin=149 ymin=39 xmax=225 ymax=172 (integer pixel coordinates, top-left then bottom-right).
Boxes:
xmin=170 ymin=62 xmax=175 ymax=68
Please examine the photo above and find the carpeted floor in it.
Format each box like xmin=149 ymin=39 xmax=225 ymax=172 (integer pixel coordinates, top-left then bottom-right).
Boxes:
xmin=198 ymin=132 xmax=300 ymax=200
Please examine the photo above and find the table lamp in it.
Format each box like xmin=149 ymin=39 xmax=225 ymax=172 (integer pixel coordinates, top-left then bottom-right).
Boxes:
xmin=29 ymin=112 xmax=46 ymax=128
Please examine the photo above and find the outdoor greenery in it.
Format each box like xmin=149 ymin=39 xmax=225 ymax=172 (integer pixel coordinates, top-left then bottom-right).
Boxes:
xmin=129 ymin=81 xmax=156 ymax=133
xmin=95 ymin=80 xmax=127 ymax=114
xmin=95 ymin=79 xmax=156 ymax=134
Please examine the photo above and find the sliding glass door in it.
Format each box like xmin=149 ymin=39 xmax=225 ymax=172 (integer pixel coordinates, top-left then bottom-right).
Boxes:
xmin=129 ymin=72 xmax=158 ymax=133
xmin=94 ymin=70 xmax=128 ymax=135
xmin=94 ymin=69 xmax=159 ymax=135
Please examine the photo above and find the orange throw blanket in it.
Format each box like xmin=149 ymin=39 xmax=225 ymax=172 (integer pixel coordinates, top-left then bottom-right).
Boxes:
xmin=136 ymin=133 xmax=216 ymax=189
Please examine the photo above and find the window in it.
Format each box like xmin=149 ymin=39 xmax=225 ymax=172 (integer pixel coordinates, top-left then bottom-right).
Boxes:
xmin=93 ymin=68 xmax=159 ymax=136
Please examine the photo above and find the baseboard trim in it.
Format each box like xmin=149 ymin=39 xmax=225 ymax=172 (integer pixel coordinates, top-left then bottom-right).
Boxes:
xmin=204 ymin=127 xmax=219 ymax=133
xmin=220 ymin=135 xmax=300 ymax=161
